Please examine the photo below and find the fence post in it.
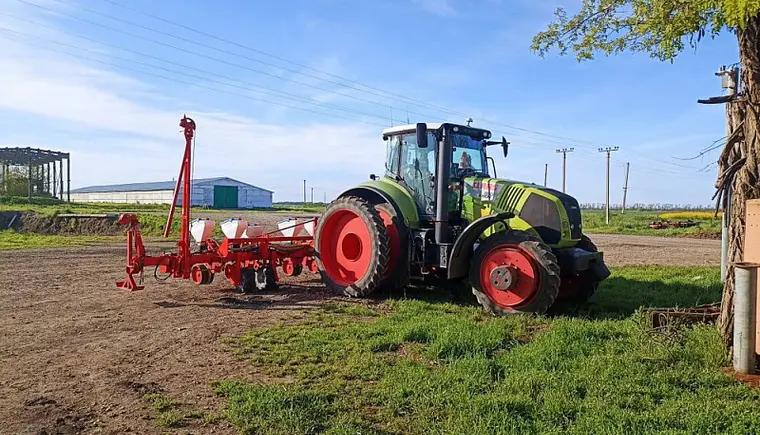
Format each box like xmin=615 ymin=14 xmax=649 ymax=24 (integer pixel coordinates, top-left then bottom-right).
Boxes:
xmin=733 ymin=262 xmax=759 ymax=374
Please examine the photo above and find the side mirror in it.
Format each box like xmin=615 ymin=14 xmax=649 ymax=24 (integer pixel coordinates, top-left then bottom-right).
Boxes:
xmin=502 ymin=136 xmax=509 ymax=158
xmin=416 ymin=123 xmax=428 ymax=148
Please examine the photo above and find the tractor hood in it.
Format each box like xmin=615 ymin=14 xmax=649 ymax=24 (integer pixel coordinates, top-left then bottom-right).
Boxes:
xmin=460 ymin=176 xmax=583 ymax=249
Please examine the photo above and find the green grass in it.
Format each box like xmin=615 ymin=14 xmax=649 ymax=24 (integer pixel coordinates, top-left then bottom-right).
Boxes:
xmin=144 ymin=393 xmax=181 ymax=412
xmin=215 ymin=266 xmax=760 ymax=434
xmin=0 ymin=230 xmax=119 ymax=250
xmin=0 ymin=196 xmax=323 ymax=215
xmin=582 ymin=209 xmax=721 ymax=238
xmin=143 ymin=392 xmax=218 ymax=429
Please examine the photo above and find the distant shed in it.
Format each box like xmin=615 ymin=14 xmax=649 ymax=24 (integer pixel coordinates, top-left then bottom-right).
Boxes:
xmin=70 ymin=177 xmax=273 ymax=209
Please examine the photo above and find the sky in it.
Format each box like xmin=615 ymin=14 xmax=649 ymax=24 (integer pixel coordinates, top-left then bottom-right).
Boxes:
xmin=0 ymin=0 xmax=738 ymax=206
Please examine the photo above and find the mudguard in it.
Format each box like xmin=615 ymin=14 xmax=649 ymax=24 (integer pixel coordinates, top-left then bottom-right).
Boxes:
xmin=339 ymin=179 xmax=420 ymax=229
xmin=447 ymin=212 xmax=514 ymax=279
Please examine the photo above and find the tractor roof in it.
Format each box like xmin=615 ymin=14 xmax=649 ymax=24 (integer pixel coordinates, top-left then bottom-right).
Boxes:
xmin=381 ymin=123 xmax=492 ymax=139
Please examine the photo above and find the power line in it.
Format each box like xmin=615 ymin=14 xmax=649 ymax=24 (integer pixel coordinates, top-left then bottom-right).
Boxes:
xmin=97 ymin=0 xmax=451 ymax=111
xmin=1 ymin=24 xmax=718 ymax=180
xmin=8 ymin=0 xmax=725 ymax=174
xmin=0 ymin=31 xmax=389 ymax=127
xmin=673 ymin=136 xmax=727 ymax=161
xmin=0 ymin=14 xmax=399 ymax=124
xmin=19 ymin=0 xmax=630 ymax=150
xmin=10 ymin=0 xmax=452 ymax=125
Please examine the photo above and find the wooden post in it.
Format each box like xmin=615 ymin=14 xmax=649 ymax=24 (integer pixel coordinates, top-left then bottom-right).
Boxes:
xmin=556 ymin=148 xmax=573 ymax=192
xmin=544 ymin=163 xmax=548 ymax=186
xmin=599 ymin=147 xmax=619 ymax=224
xmin=622 ymin=162 xmax=630 ymax=213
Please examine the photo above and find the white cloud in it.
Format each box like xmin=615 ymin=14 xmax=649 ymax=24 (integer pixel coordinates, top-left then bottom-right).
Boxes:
xmin=411 ymin=0 xmax=456 ymax=17
xmin=0 ymin=5 xmax=387 ymax=201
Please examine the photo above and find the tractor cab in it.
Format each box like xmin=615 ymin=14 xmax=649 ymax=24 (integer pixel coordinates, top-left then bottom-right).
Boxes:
xmin=381 ymin=122 xmax=506 ymax=218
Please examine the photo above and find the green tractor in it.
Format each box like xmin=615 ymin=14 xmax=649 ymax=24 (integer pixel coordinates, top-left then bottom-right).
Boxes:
xmin=314 ymin=122 xmax=610 ymax=314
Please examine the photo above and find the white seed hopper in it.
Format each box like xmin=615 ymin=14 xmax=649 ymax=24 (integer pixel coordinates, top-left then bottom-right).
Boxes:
xmin=277 ymin=217 xmax=304 ymax=238
xmin=303 ymin=219 xmax=315 ymax=236
xmin=242 ymin=224 xmax=263 ymax=238
xmin=190 ymin=218 xmax=216 ymax=243
xmin=220 ymin=218 xmax=248 ymax=239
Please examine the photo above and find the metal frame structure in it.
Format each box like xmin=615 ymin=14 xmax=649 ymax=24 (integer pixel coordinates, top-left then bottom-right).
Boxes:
xmin=0 ymin=147 xmax=70 ymax=201
xmin=116 ymin=115 xmax=318 ymax=291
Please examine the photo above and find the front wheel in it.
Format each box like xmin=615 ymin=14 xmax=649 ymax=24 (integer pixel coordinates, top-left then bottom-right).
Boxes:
xmin=469 ymin=230 xmax=560 ymax=315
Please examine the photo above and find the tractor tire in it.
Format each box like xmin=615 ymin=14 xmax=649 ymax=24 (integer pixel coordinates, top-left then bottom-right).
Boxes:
xmin=314 ymin=196 xmax=389 ymax=297
xmin=556 ymin=235 xmax=601 ymax=306
xmin=469 ymin=230 xmax=561 ymax=315
xmin=374 ymin=201 xmax=410 ymax=294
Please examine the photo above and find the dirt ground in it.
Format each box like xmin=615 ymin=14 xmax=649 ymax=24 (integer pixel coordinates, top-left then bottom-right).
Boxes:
xmin=587 ymin=233 xmax=720 ymax=266
xmin=0 ymin=230 xmax=720 ymax=435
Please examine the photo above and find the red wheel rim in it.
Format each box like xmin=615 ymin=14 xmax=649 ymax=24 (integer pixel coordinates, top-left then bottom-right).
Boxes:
xmin=191 ymin=266 xmax=205 ymax=284
xmin=479 ymin=245 xmax=540 ymax=309
xmin=377 ymin=208 xmax=399 ymax=278
xmin=282 ymin=260 xmax=294 ymax=276
xmin=318 ymin=209 xmax=374 ymax=286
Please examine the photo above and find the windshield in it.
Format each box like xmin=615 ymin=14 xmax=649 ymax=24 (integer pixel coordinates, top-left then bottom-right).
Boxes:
xmin=451 ymin=134 xmax=487 ymax=178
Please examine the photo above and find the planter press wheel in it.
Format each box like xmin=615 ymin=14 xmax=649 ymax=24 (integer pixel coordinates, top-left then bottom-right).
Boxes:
xmin=314 ymin=196 xmax=389 ymax=297
xmin=282 ymin=259 xmax=304 ymax=277
xmin=191 ymin=264 xmax=214 ymax=285
xmin=469 ymin=230 xmax=560 ymax=315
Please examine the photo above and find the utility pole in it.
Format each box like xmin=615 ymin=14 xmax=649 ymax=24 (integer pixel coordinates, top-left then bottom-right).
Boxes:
xmin=303 ymin=180 xmax=306 ymax=203
xmin=598 ymin=147 xmax=619 ymax=224
xmin=621 ymin=162 xmax=630 ymax=214
xmin=544 ymin=164 xmax=548 ymax=186
xmin=555 ymin=148 xmax=574 ymax=192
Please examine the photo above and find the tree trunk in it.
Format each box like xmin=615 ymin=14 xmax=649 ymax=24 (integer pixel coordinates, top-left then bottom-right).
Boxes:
xmin=719 ymin=15 xmax=760 ymax=346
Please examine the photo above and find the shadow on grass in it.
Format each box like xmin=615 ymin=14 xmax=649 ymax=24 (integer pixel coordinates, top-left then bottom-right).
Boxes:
xmin=369 ymin=265 xmax=723 ymax=320
xmin=152 ymin=266 xmax=722 ymax=321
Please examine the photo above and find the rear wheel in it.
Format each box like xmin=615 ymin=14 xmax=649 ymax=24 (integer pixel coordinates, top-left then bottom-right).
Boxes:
xmin=374 ymin=201 xmax=409 ymax=293
xmin=556 ymin=235 xmax=601 ymax=306
xmin=469 ymin=230 xmax=560 ymax=315
xmin=315 ymin=196 xmax=389 ymax=297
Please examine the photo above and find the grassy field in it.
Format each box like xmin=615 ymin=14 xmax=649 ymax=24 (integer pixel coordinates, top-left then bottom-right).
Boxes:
xmin=0 ymin=230 xmax=121 ymax=249
xmin=0 ymin=197 xmax=325 ymax=246
xmin=0 ymin=197 xmax=722 ymax=240
xmin=582 ymin=210 xmax=721 ymax=238
xmin=211 ymin=266 xmax=760 ymax=434
xmin=0 ymin=196 xmax=326 ymax=216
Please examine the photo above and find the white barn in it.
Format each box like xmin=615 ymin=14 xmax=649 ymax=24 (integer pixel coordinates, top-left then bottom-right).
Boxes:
xmin=70 ymin=177 xmax=273 ymax=209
